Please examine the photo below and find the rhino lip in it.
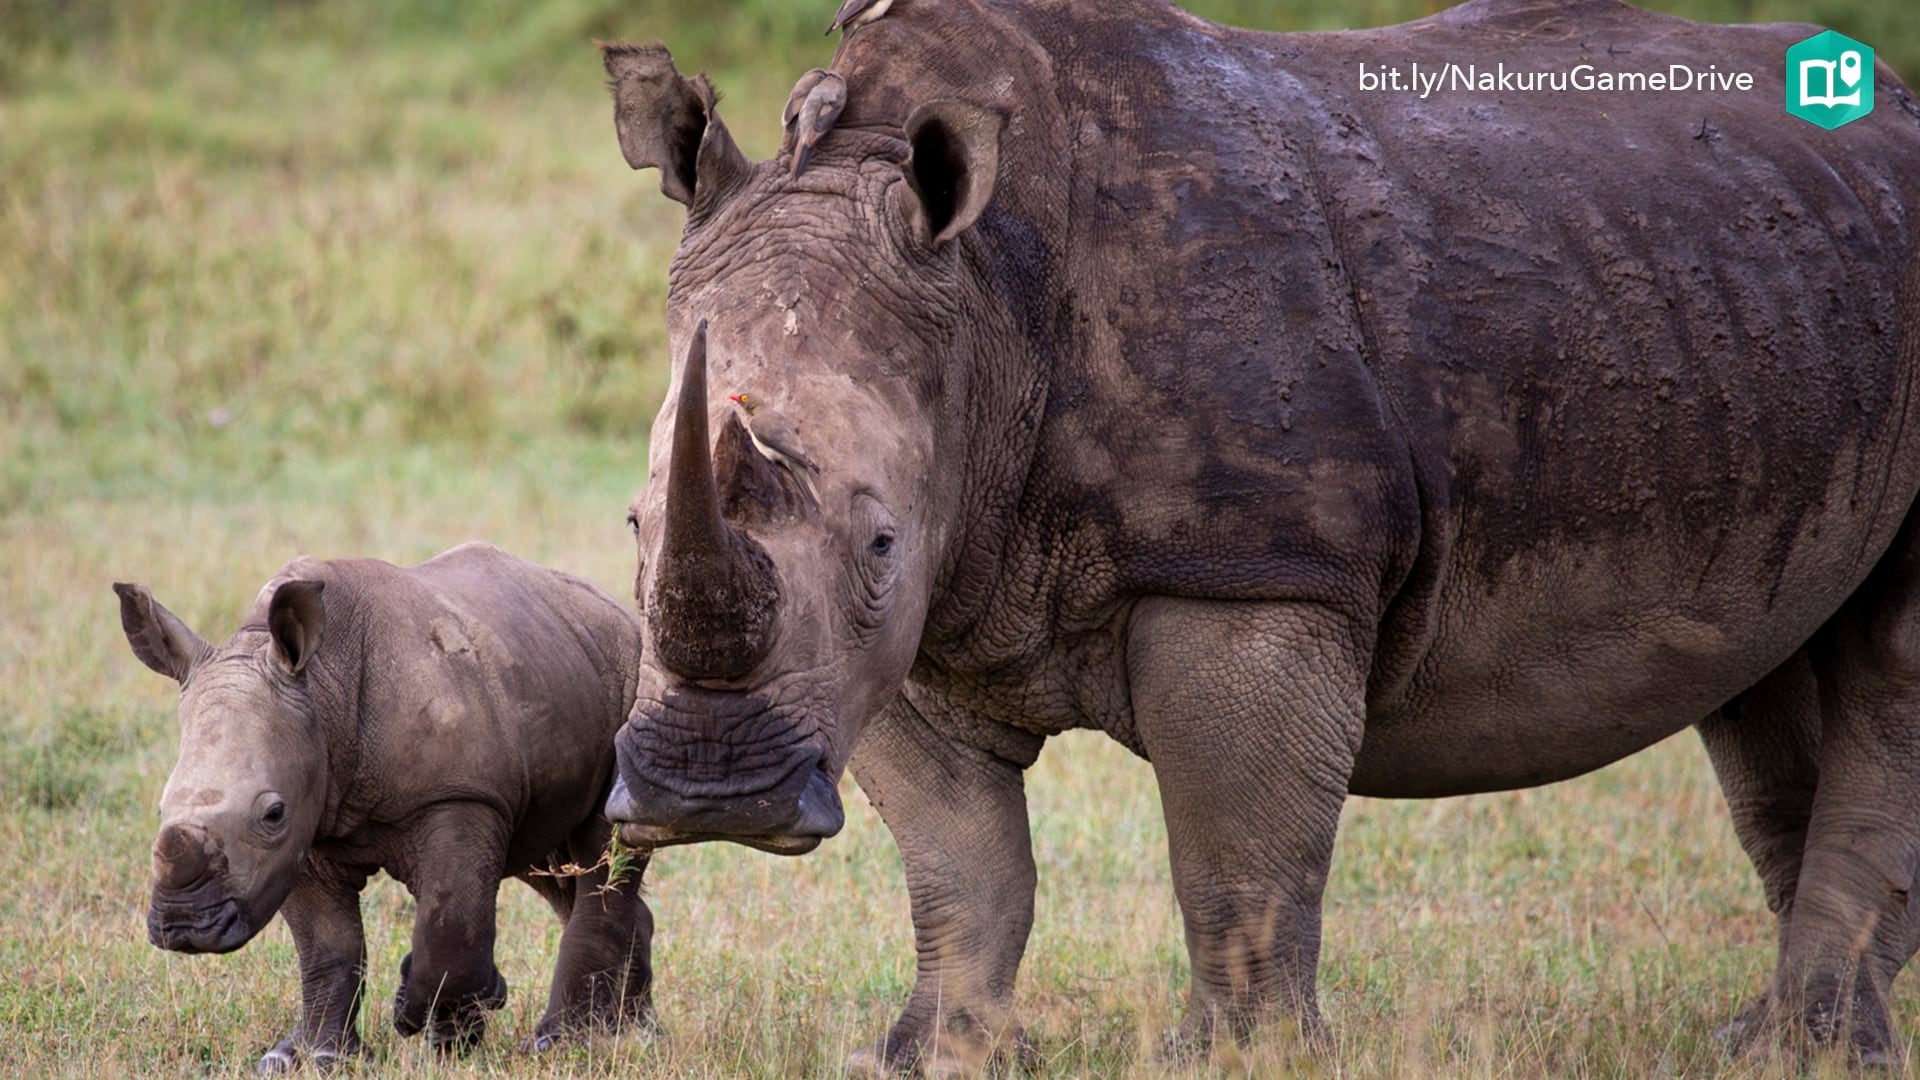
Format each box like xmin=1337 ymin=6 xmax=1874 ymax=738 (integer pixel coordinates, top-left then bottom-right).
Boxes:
xmin=616 ymin=824 xmax=822 ymax=856
xmin=604 ymin=752 xmax=846 ymax=855
xmin=147 ymin=896 xmax=251 ymax=954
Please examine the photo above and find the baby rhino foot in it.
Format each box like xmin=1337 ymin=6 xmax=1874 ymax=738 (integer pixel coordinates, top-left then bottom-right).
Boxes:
xmin=256 ymin=1034 xmax=359 ymax=1074
xmin=523 ymin=1004 xmax=659 ymax=1054
xmin=256 ymin=1040 xmax=297 ymax=1076
xmin=391 ymin=951 xmax=510 ymax=1054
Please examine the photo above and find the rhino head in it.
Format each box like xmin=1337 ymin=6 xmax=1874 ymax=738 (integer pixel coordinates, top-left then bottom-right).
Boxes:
xmin=598 ymin=42 xmax=1023 ymax=853
xmin=114 ymin=579 xmax=329 ymax=952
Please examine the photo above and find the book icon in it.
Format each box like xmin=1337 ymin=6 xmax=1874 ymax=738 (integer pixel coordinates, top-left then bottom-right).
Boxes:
xmin=1786 ymin=29 xmax=1875 ymax=129
xmin=1800 ymin=48 xmax=1863 ymax=108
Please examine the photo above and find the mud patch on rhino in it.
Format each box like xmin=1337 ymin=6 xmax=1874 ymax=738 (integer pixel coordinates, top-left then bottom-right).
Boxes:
xmin=429 ymin=618 xmax=476 ymax=658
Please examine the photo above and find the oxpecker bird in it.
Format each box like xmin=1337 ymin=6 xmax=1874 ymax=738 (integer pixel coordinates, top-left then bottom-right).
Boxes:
xmin=826 ymin=0 xmax=894 ymax=37
xmin=789 ymin=71 xmax=847 ymax=179
xmin=729 ymin=393 xmax=823 ymax=506
xmin=781 ymin=68 xmax=832 ymax=130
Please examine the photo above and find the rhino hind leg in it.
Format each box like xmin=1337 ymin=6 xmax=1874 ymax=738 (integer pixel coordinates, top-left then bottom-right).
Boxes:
xmin=1127 ymin=597 xmax=1366 ymax=1060
xmin=1757 ymin=514 xmax=1920 ymax=1065
xmin=843 ymin=692 xmax=1043 ymax=1077
xmin=1696 ymin=655 xmax=1823 ymax=1052
xmin=528 ymin=816 xmax=656 ymax=1052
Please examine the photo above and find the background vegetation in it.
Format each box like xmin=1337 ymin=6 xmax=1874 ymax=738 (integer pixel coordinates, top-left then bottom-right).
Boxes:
xmin=2 ymin=0 xmax=1915 ymax=1075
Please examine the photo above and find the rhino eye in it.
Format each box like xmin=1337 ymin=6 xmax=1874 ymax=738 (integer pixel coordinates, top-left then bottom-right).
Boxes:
xmin=262 ymin=802 xmax=286 ymax=826
xmin=626 ymin=513 xmax=640 ymax=536
xmin=871 ymin=532 xmax=894 ymax=557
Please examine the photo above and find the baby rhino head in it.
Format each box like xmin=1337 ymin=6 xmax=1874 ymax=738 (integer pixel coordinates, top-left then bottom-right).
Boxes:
xmin=113 ymin=578 xmax=330 ymax=954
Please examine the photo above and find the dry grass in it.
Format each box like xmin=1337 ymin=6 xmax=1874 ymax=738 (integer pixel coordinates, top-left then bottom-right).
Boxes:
xmin=4 ymin=1 xmax=1919 ymax=1076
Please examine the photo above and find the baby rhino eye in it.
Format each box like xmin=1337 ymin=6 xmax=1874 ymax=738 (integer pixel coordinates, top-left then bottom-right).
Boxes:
xmin=262 ymin=802 xmax=286 ymax=825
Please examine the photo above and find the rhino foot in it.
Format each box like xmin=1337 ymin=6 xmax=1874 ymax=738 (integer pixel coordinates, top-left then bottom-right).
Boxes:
xmin=256 ymin=1042 xmax=297 ymax=1076
xmin=1155 ymin=1003 xmax=1327 ymax=1071
xmin=1710 ymin=996 xmax=1772 ymax=1055
xmin=845 ymin=1044 xmax=974 ymax=1079
xmin=526 ymin=1031 xmax=562 ymax=1056
xmin=1713 ymin=991 xmax=1905 ymax=1070
xmin=391 ymin=951 xmax=509 ymax=1053
xmin=523 ymin=1005 xmax=659 ymax=1055
xmin=255 ymin=1035 xmax=359 ymax=1074
xmin=1155 ymin=1029 xmax=1205 ymax=1067
xmin=845 ymin=1022 xmax=1035 ymax=1078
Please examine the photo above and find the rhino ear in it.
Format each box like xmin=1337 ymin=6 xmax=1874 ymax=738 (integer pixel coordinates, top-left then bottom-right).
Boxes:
xmin=600 ymin=42 xmax=750 ymax=213
xmin=113 ymin=583 xmax=210 ymax=683
xmin=900 ymin=100 xmax=1006 ymax=247
xmin=267 ymin=580 xmax=326 ymax=677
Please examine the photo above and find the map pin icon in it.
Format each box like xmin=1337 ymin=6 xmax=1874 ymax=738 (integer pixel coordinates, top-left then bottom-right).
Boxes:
xmin=1840 ymin=49 xmax=1862 ymax=88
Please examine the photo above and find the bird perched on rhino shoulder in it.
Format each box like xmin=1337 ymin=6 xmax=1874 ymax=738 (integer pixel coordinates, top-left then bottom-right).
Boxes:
xmin=730 ymin=393 xmax=823 ymax=507
xmin=826 ymin=0 xmax=894 ymax=37
xmin=789 ymin=71 xmax=847 ymax=179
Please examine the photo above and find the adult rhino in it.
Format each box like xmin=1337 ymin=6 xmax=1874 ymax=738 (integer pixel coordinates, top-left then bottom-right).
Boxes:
xmin=599 ymin=0 xmax=1920 ymax=1069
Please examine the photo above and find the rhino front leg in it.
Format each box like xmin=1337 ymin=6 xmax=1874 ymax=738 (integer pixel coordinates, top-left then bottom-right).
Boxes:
xmin=846 ymin=689 xmax=1043 ymax=1077
xmin=530 ymin=815 xmax=655 ymax=1051
xmin=391 ymin=810 xmax=509 ymax=1054
xmin=1128 ymin=597 xmax=1366 ymax=1057
xmin=258 ymin=860 xmax=371 ymax=1074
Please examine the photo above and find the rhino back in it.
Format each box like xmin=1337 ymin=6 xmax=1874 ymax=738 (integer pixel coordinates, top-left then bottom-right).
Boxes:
xmin=1034 ymin=0 xmax=1920 ymax=588
xmin=1276 ymin=3 xmax=1920 ymax=789
xmin=845 ymin=0 xmax=1920 ymax=785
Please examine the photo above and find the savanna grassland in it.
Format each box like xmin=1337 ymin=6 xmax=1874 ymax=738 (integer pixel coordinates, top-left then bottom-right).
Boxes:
xmin=4 ymin=1 xmax=1918 ymax=1076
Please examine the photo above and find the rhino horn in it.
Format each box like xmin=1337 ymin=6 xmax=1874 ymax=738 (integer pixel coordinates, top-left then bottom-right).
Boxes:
xmin=153 ymin=822 xmax=213 ymax=892
xmin=651 ymin=320 xmax=781 ymax=680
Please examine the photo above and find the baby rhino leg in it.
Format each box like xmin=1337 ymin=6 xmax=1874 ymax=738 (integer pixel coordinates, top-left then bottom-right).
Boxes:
xmin=390 ymin=809 xmax=510 ymax=1054
xmin=259 ymin=861 xmax=370 ymax=1074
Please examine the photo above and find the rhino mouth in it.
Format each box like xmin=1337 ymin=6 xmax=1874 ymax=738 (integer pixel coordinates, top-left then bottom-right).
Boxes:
xmin=614 ymin=823 xmax=824 ymax=856
xmin=603 ymin=748 xmax=845 ymax=857
xmin=607 ymin=688 xmax=847 ymax=855
xmin=147 ymin=895 xmax=252 ymax=954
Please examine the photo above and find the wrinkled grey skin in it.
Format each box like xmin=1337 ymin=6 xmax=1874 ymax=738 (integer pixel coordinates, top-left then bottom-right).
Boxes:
xmin=118 ymin=543 xmax=653 ymax=1071
xmin=600 ymin=0 xmax=1920 ymax=1070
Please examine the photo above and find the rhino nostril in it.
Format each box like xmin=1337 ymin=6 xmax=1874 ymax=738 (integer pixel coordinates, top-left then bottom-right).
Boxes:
xmin=154 ymin=822 xmax=214 ymax=891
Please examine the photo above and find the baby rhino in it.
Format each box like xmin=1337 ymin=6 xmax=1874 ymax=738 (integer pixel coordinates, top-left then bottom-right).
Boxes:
xmin=114 ymin=543 xmax=653 ymax=1071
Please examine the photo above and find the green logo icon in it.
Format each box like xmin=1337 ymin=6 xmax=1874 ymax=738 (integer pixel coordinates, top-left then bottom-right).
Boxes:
xmin=1786 ymin=29 xmax=1874 ymax=129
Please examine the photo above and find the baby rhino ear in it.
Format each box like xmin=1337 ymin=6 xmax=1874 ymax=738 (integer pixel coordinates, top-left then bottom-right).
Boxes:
xmin=113 ymin=583 xmax=210 ymax=683
xmin=267 ymin=580 xmax=326 ymax=676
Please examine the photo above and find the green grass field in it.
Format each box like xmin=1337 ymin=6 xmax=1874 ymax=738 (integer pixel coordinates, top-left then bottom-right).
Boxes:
xmin=3 ymin=0 xmax=1917 ymax=1075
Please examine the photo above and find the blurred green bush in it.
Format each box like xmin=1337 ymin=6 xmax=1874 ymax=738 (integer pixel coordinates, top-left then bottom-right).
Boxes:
xmin=2 ymin=0 xmax=1913 ymax=88
xmin=1 ymin=0 xmax=1911 ymax=513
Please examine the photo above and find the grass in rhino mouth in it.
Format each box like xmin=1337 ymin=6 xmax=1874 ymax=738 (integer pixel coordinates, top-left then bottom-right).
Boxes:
xmin=526 ymin=834 xmax=650 ymax=899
